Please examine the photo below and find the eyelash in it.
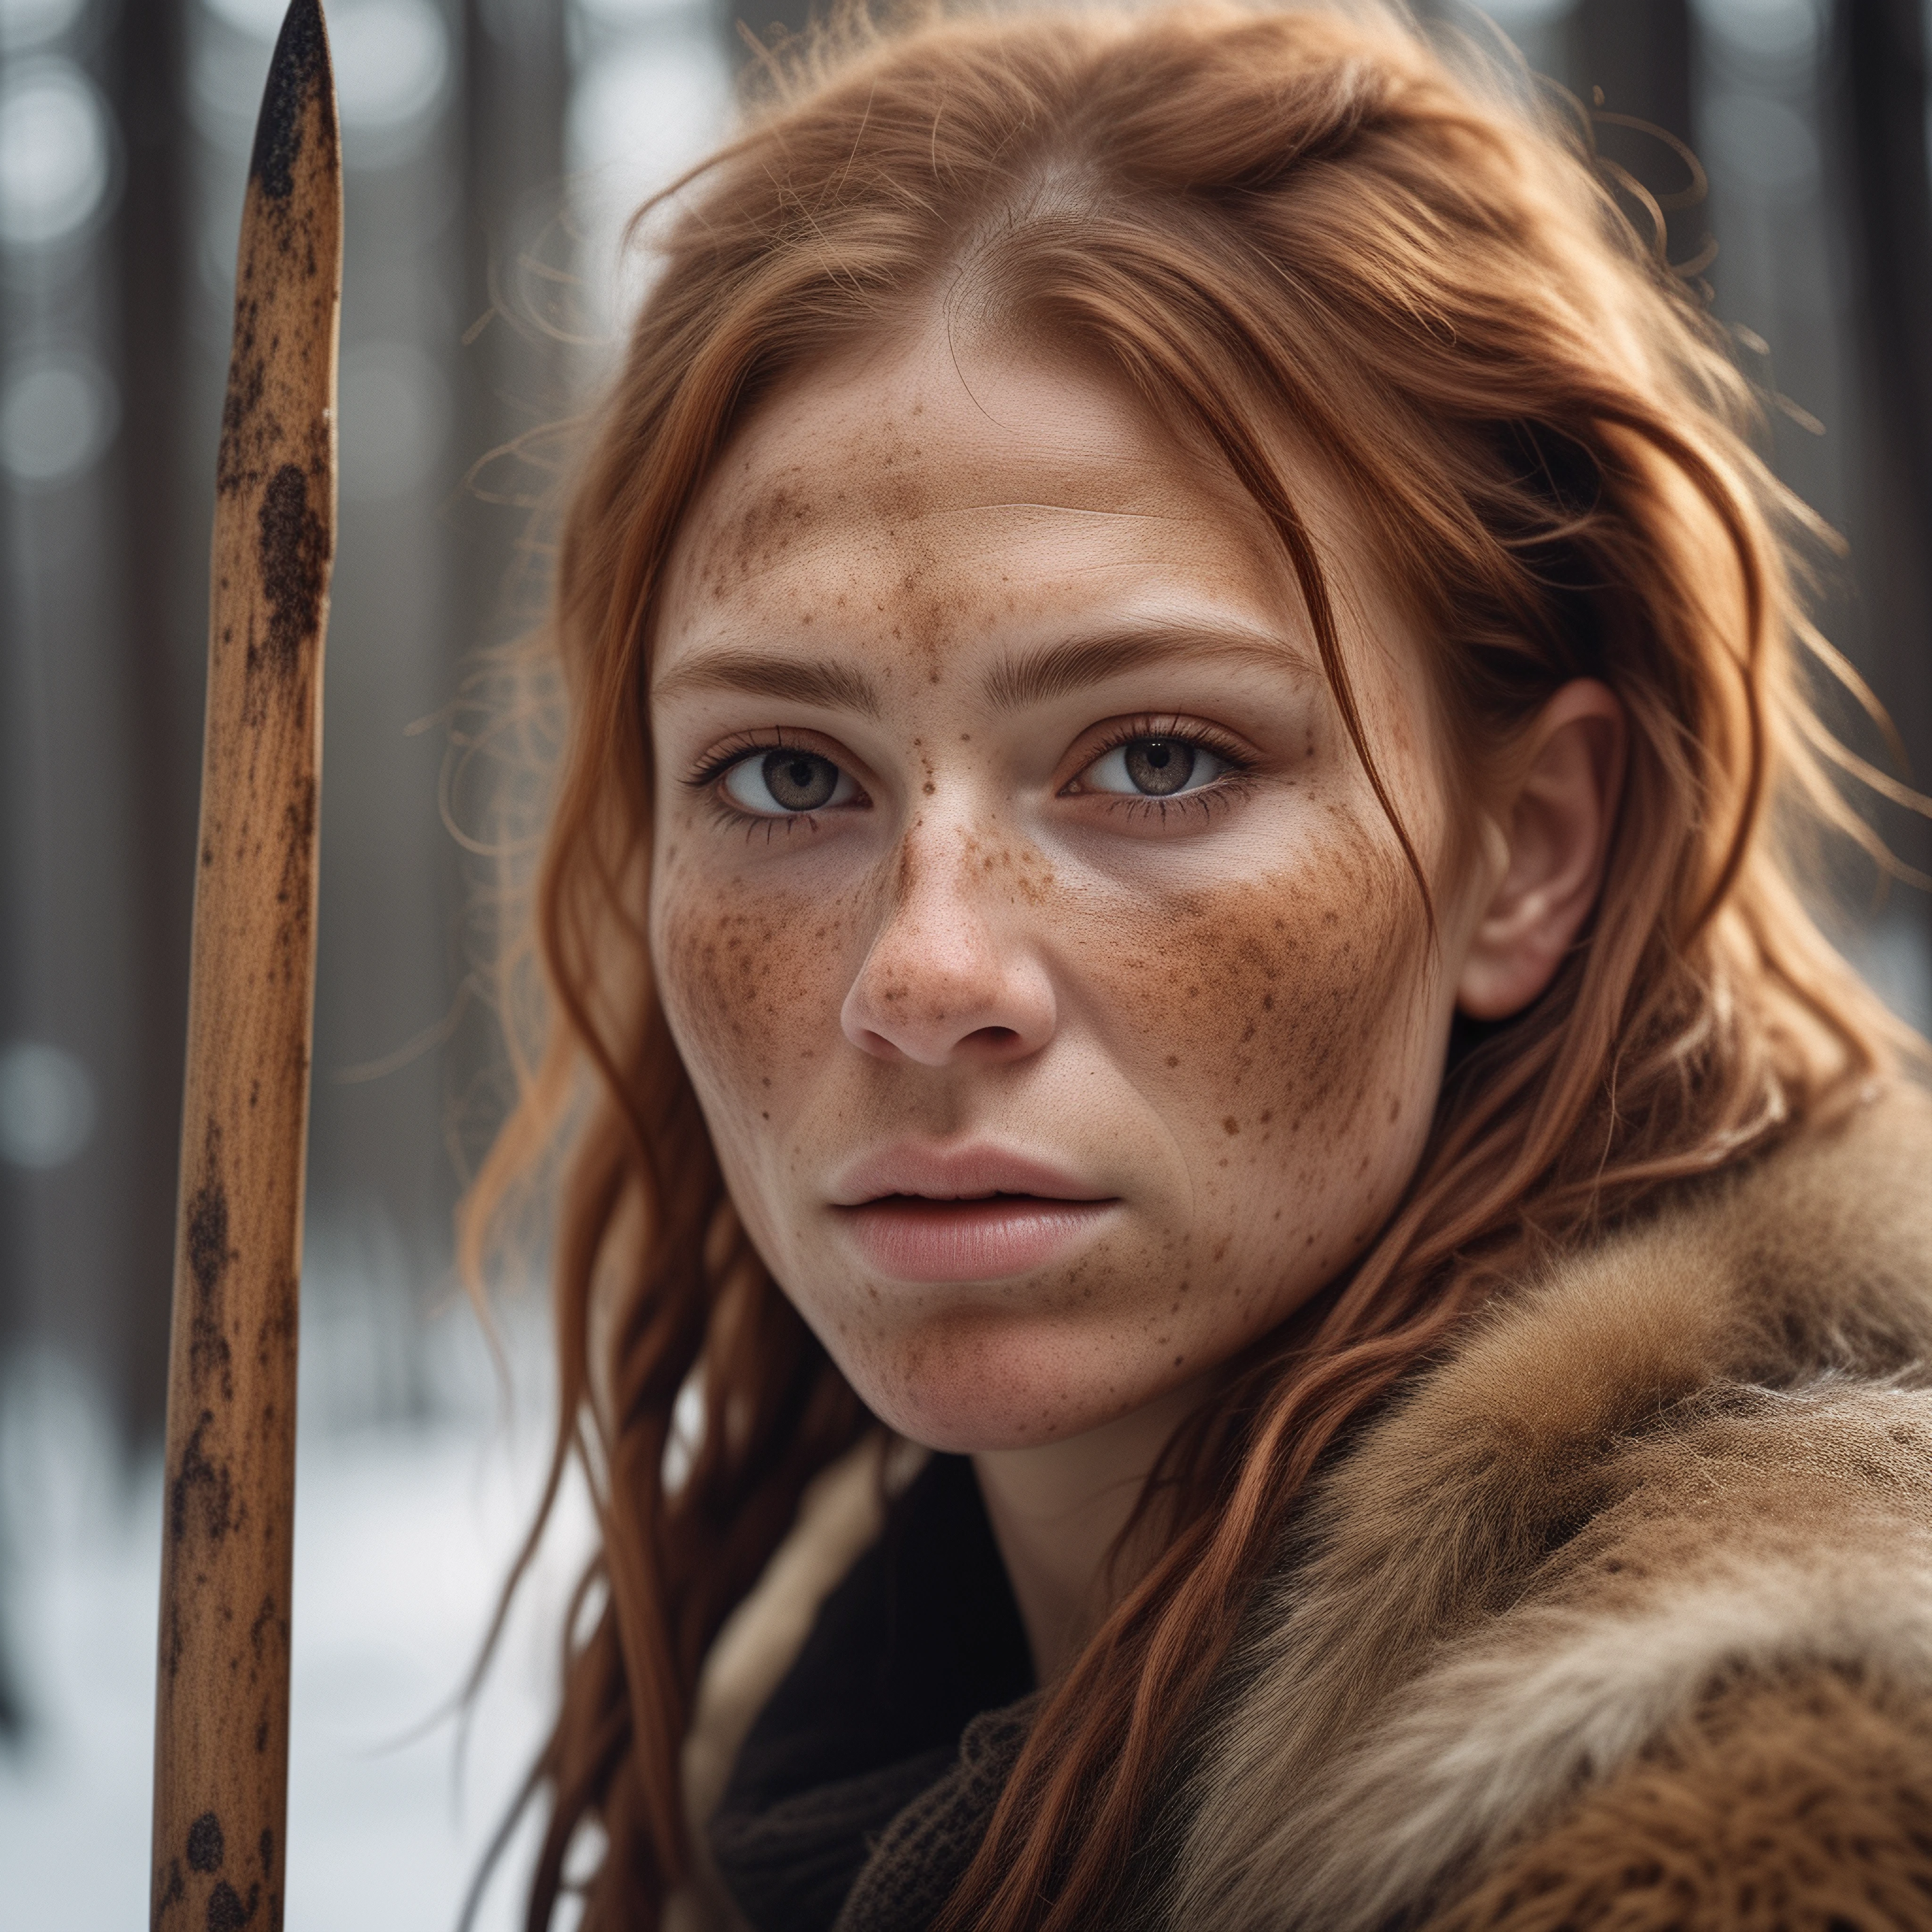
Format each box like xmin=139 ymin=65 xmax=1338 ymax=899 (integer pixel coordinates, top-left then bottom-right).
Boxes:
xmin=686 ymin=730 xmax=793 ymax=791
xmin=685 ymin=716 xmax=1258 ymax=833
xmin=686 ymin=731 xmax=857 ymax=838
xmin=1065 ymin=715 xmax=1257 ymax=823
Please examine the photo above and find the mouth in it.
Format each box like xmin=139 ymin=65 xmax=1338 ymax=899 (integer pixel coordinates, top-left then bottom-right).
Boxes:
xmin=830 ymin=1145 xmax=1119 ymax=1283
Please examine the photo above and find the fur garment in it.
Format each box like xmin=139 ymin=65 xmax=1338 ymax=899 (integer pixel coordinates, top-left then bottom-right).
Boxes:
xmin=1170 ymin=1081 xmax=1932 ymax=1931
xmin=679 ymin=1083 xmax=1932 ymax=1931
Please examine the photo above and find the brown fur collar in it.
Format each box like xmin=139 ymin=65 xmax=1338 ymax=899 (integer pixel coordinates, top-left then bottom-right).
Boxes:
xmin=1166 ymin=1081 xmax=1932 ymax=1932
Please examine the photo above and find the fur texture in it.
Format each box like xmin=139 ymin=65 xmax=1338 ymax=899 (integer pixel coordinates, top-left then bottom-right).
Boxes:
xmin=1432 ymin=1666 xmax=1932 ymax=1931
xmin=1166 ymin=1083 xmax=1932 ymax=1931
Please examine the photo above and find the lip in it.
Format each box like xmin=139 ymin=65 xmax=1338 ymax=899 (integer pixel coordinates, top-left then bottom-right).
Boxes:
xmin=831 ymin=1143 xmax=1110 ymax=1208
xmin=830 ymin=1142 xmax=1118 ymax=1283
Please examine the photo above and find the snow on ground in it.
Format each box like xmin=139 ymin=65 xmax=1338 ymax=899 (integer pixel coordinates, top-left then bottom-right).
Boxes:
xmin=0 ymin=1288 xmax=591 ymax=1931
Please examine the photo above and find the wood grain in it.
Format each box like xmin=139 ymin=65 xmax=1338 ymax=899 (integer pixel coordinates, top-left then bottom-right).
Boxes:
xmin=150 ymin=5 xmax=339 ymax=1927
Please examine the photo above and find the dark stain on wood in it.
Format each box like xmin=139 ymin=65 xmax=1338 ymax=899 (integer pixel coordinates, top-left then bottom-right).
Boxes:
xmin=162 ymin=1588 xmax=183 ymax=1687
xmin=215 ymin=313 xmax=264 ymax=501
xmin=207 ymin=1879 xmax=259 ymax=1931
xmin=188 ymin=1180 xmax=229 ymax=1302
xmin=275 ymin=780 xmax=318 ymax=913
xmin=186 ymin=1128 xmax=235 ymax=1399
xmin=186 ymin=1813 xmax=225 ymax=1874
xmin=248 ymin=0 xmax=333 ymax=203
xmin=169 ymin=1410 xmax=235 ymax=1548
xmin=249 ymin=1592 xmax=283 ymax=1666
xmin=254 ymin=464 xmax=328 ymax=676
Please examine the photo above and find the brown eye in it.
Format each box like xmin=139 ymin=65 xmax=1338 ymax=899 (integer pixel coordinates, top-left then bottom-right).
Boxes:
xmin=763 ymin=750 xmax=837 ymax=809
xmin=1080 ymin=736 xmax=1227 ymax=799
xmin=721 ymin=748 xmax=858 ymax=815
xmin=1124 ymin=739 xmax=1193 ymax=795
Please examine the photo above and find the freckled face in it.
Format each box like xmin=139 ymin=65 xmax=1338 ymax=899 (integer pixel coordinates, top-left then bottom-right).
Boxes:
xmin=647 ymin=320 xmax=1482 ymax=1453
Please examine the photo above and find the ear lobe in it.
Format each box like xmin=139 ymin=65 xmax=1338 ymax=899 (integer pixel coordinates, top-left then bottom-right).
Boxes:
xmin=1455 ymin=680 xmax=1626 ymax=1023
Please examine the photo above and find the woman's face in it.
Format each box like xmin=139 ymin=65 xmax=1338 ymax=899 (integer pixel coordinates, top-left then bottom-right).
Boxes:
xmin=648 ymin=320 xmax=1486 ymax=1453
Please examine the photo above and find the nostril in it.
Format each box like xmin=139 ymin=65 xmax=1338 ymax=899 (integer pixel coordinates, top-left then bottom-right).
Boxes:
xmin=965 ymin=1025 xmax=1021 ymax=1054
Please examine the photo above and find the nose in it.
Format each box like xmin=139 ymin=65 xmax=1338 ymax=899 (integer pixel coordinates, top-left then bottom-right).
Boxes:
xmin=841 ymin=823 xmax=1057 ymax=1066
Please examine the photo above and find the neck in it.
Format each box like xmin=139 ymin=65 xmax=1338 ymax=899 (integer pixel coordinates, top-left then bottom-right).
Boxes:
xmin=972 ymin=1377 xmax=1203 ymax=1683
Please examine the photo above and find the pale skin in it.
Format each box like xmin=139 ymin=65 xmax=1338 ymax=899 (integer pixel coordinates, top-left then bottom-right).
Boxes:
xmin=648 ymin=315 xmax=1624 ymax=1680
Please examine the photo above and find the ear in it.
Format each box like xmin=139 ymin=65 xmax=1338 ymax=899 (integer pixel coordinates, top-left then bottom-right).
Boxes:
xmin=1456 ymin=679 xmax=1626 ymax=1022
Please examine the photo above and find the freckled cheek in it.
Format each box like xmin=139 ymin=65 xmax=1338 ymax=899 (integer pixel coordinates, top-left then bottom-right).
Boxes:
xmin=1086 ymin=841 xmax=1435 ymax=1184
xmin=650 ymin=877 xmax=859 ymax=1139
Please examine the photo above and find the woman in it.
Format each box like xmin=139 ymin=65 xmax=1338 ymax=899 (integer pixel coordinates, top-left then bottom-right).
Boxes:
xmin=465 ymin=5 xmax=1932 ymax=1928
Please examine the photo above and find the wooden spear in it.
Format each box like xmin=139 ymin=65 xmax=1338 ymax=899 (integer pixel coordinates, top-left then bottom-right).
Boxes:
xmin=150 ymin=6 xmax=339 ymax=1927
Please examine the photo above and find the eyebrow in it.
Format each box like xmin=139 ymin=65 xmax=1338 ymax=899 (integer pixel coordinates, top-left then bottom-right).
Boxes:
xmin=983 ymin=627 xmax=1314 ymax=711
xmin=650 ymin=648 xmax=883 ymax=717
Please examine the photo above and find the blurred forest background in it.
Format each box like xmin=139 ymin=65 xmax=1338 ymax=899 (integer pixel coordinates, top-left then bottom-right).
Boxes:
xmin=0 ymin=0 xmax=1928 ymax=1924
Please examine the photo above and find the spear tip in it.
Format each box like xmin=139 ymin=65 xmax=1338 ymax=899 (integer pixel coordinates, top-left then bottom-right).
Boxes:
xmin=249 ymin=0 xmax=336 ymax=204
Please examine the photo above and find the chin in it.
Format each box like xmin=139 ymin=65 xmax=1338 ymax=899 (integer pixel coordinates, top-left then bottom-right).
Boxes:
xmin=834 ymin=1309 xmax=1173 ymax=1454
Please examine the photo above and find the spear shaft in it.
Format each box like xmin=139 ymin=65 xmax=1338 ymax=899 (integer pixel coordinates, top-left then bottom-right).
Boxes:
xmin=150 ymin=7 xmax=340 ymax=1927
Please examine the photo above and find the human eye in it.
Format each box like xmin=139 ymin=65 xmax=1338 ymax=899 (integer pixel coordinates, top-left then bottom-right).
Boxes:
xmin=704 ymin=742 xmax=864 ymax=818
xmin=1079 ymin=735 xmax=1230 ymax=797
xmin=1062 ymin=718 xmax=1249 ymax=811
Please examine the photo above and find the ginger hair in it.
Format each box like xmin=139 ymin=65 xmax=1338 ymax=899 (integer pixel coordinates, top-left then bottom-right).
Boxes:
xmin=458 ymin=7 xmax=1921 ymax=1926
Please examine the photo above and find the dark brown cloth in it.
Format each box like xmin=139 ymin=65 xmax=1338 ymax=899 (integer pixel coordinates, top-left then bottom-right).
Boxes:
xmin=832 ymin=1698 xmax=1039 ymax=1932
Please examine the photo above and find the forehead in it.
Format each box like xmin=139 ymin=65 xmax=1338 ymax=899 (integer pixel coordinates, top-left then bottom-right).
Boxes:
xmin=653 ymin=322 xmax=1301 ymax=682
